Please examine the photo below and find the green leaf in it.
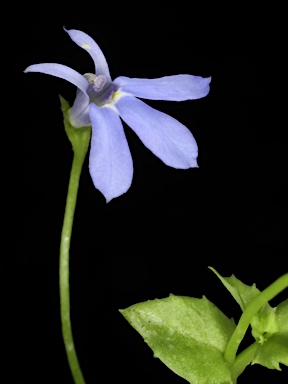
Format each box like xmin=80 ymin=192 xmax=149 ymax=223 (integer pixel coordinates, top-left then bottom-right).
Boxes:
xmin=209 ymin=267 xmax=261 ymax=311
xmin=251 ymin=305 xmax=279 ymax=344
xmin=252 ymin=299 xmax=288 ymax=370
xmin=209 ymin=267 xmax=280 ymax=344
xmin=120 ymin=295 xmax=235 ymax=384
xmin=276 ymin=299 xmax=288 ymax=333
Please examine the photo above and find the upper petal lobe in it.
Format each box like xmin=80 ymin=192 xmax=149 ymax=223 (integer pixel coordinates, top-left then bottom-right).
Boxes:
xmin=24 ymin=63 xmax=89 ymax=95
xmin=65 ymin=28 xmax=112 ymax=82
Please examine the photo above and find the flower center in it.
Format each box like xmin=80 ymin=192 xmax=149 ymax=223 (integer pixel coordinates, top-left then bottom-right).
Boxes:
xmin=84 ymin=73 xmax=117 ymax=107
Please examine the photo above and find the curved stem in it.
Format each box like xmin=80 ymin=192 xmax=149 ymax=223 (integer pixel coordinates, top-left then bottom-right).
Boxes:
xmin=59 ymin=150 xmax=87 ymax=384
xmin=58 ymin=96 xmax=91 ymax=384
xmin=224 ymin=273 xmax=288 ymax=366
xmin=230 ymin=342 xmax=258 ymax=382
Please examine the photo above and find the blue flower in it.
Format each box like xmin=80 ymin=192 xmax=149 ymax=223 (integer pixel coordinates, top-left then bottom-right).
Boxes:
xmin=25 ymin=29 xmax=211 ymax=202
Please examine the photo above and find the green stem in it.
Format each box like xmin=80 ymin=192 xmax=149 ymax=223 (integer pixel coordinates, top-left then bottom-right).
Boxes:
xmin=58 ymin=96 xmax=91 ymax=384
xmin=59 ymin=150 xmax=87 ymax=384
xmin=224 ymin=273 xmax=288 ymax=366
xmin=230 ymin=342 xmax=258 ymax=383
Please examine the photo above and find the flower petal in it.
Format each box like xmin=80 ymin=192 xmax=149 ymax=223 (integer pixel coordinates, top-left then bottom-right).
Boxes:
xmin=24 ymin=63 xmax=90 ymax=128
xmin=115 ymin=96 xmax=198 ymax=168
xmin=24 ymin=63 xmax=89 ymax=94
xmin=69 ymin=90 xmax=91 ymax=127
xmin=65 ymin=28 xmax=111 ymax=81
xmin=89 ymin=103 xmax=133 ymax=202
xmin=114 ymin=75 xmax=211 ymax=101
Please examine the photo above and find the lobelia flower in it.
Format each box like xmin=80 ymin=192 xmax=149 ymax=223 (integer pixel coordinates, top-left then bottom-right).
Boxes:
xmin=25 ymin=29 xmax=211 ymax=202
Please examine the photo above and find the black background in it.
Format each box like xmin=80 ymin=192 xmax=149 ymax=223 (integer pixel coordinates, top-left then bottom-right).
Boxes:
xmin=8 ymin=2 xmax=287 ymax=384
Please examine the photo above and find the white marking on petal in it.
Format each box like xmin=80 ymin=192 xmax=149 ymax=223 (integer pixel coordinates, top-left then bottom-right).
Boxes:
xmin=82 ymin=43 xmax=91 ymax=49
